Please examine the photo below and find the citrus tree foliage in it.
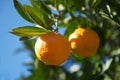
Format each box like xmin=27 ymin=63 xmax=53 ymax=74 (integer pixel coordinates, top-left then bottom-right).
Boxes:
xmin=11 ymin=0 xmax=120 ymax=80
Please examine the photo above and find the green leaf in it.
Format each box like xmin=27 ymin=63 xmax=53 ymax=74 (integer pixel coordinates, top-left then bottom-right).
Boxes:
xmin=30 ymin=0 xmax=40 ymax=10
xmin=30 ymin=0 xmax=44 ymax=13
xmin=30 ymin=0 xmax=54 ymax=28
xmin=19 ymin=36 xmax=37 ymax=41
xmin=13 ymin=0 xmax=33 ymax=23
xmin=35 ymin=0 xmax=51 ymax=14
xmin=104 ymin=74 xmax=112 ymax=80
xmin=64 ymin=20 xmax=78 ymax=39
xmin=30 ymin=0 xmax=51 ymax=14
xmin=11 ymin=26 xmax=51 ymax=37
xmin=24 ymin=5 xmax=46 ymax=27
xmin=90 ymin=0 xmax=102 ymax=8
xmin=100 ymin=11 xmax=120 ymax=27
xmin=40 ymin=1 xmax=51 ymax=14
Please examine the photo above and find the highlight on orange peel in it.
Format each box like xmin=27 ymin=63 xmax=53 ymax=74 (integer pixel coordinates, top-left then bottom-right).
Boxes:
xmin=68 ymin=26 xmax=100 ymax=57
xmin=34 ymin=32 xmax=70 ymax=65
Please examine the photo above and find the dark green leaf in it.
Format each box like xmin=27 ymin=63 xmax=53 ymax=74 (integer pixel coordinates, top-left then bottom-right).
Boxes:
xmin=19 ymin=36 xmax=30 ymax=40
xmin=11 ymin=26 xmax=51 ymax=36
xmin=19 ymin=36 xmax=37 ymax=41
xmin=36 ymin=0 xmax=51 ymax=14
xmin=13 ymin=0 xmax=33 ymax=23
xmin=30 ymin=0 xmax=53 ymax=28
xmin=100 ymin=11 xmax=120 ymax=27
xmin=90 ymin=0 xmax=102 ymax=8
xmin=30 ymin=0 xmax=51 ymax=14
xmin=24 ymin=5 xmax=46 ymax=27
xmin=64 ymin=20 xmax=78 ymax=39
xmin=104 ymin=74 xmax=112 ymax=80
xmin=40 ymin=1 xmax=51 ymax=14
xmin=30 ymin=0 xmax=40 ymax=10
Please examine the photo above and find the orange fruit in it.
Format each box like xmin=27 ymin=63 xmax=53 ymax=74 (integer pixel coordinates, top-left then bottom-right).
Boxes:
xmin=34 ymin=32 xmax=70 ymax=65
xmin=69 ymin=26 xmax=100 ymax=57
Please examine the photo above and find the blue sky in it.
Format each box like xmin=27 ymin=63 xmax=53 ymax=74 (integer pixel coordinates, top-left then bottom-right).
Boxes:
xmin=0 ymin=0 xmax=32 ymax=80
xmin=0 ymin=0 xmax=67 ymax=80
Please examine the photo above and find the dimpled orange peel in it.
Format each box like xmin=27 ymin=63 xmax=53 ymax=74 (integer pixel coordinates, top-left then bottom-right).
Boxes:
xmin=69 ymin=25 xmax=100 ymax=57
xmin=35 ymin=32 xmax=70 ymax=65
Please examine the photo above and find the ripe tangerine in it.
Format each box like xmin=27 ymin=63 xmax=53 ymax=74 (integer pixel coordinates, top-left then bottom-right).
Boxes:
xmin=35 ymin=32 xmax=70 ymax=65
xmin=69 ymin=26 xmax=100 ymax=57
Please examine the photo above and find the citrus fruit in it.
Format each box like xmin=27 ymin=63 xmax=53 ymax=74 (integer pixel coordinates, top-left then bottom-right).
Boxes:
xmin=35 ymin=32 xmax=70 ymax=65
xmin=68 ymin=26 xmax=100 ymax=57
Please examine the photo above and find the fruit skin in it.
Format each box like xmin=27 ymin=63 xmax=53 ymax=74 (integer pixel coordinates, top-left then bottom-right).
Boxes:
xmin=35 ymin=32 xmax=70 ymax=65
xmin=69 ymin=27 xmax=100 ymax=57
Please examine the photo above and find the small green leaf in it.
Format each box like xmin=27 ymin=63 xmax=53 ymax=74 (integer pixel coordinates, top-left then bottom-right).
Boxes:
xmin=104 ymin=74 xmax=112 ymax=80
xmin=24 ymin=5 xmax=46 ymax=27
xmin=90 ymin=0 xmax=102 ymax=8
xmin=29 ymin=0 xmax=53 ymax=27
xmin=11 ymin=26 xmax=51 ymax=37
xmin=30 ymin=0 xmax=44 ymax=13
xmin=40 ymin=1 xmax=51 ymax=14
xmin=30 ymin=0 xmax=51 ymax=14
xmin=13 ymin=0 xmax=33 ymax=23
xmin=34 ymin=0 xmax=51 ymax=14
xmin=64 ymin=20 xmax=78 ymax=39
xmin=100 ymin=11 xmax=120 ymax=27
xmin=30 ymin=0 xmax=40 ymax=10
